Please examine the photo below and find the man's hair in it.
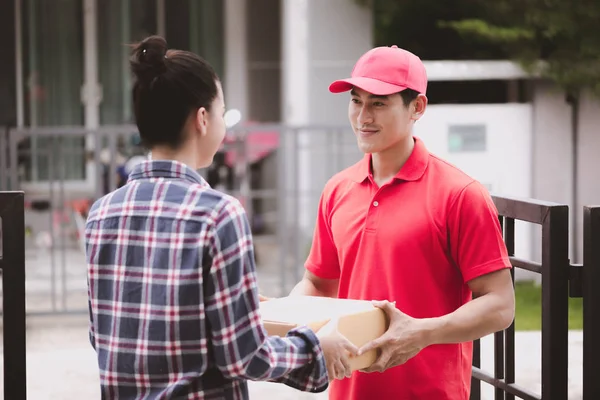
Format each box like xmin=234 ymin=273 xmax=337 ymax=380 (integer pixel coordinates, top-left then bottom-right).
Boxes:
xmin=399 ymin=89 xmax=420 ymax=108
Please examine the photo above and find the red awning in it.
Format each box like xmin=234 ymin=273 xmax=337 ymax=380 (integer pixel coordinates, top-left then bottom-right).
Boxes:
xmin=222 ymin=128 xmax=279 ymax=167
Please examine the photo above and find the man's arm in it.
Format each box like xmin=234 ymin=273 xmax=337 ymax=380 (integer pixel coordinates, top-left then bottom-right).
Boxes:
xmin=425 ymin=268 xmax=514 ymax=344
xmin=358 ymin=269 xmax=513 ymax=372
xmin=289 ymin=271 xmax=339 ymax=298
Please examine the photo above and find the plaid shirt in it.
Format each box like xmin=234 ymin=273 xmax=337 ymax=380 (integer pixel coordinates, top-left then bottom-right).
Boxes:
xmin=85 ymin=160 xmax=328 ymax=399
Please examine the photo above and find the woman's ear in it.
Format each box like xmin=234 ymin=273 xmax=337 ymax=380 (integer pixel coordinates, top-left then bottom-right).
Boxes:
xmin=195 ymin=107 xmax=209 ymax=137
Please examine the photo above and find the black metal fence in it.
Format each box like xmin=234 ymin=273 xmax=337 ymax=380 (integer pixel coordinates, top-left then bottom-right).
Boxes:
xmin=582 ymin=206 xmax=600 ymax=399
xmin=470 ymin=196 xmax=600 ymax=400
xmin=0 ymin=191 xmax=27 ymax=400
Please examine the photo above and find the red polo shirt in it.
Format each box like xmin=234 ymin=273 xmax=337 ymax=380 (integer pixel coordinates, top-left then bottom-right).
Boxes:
xmin=305 ymin=136 xmax=511 ymax=400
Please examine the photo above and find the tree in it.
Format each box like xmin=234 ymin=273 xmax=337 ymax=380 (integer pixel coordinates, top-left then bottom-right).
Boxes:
xmin=355 ymin=0 xmax=508 ymax=60
xmin=357 ymin=0 xmax=600 ymax=257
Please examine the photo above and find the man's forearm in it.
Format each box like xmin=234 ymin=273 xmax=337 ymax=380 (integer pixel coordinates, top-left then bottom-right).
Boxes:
xmin=422 ymin=293 xmax=514 ymax=346
xmin=289 ymin=278 xmax=336 ymax=298
xmin=290 ymin=278 xmax=326 ymax=296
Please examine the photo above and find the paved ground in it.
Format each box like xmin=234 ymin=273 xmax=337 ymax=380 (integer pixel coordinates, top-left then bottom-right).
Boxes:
xmin=0 ymin=244 xmax=584 ymax=399
xmin=0 ymin=314 xmax=583 ymax=400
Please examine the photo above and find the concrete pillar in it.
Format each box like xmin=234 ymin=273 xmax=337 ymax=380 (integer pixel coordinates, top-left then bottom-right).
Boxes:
xmin=224 ymin=0 xmax=248 ymax=120
xmin=281 ymin=0 xmax=373 ymax=249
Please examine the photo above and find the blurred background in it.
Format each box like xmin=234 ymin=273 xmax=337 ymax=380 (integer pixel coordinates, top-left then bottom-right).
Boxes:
xmin=0 ymin=0 xmax=597 ymax=398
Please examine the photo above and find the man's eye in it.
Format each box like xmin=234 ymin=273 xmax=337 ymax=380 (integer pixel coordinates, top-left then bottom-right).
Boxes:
xmin=351 ymin=98 xmax=360 ymax=104
xmin=373 ymin=102 xmax=385 ymax=107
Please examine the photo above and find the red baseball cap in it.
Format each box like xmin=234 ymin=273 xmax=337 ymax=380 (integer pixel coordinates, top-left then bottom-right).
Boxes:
xmin=329 ymin=45 xmax=428 ymax=96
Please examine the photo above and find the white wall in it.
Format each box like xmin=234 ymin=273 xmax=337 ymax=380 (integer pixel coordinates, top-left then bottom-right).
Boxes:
xmin=532 ymin=82 xmax=600 ymax=263
xmin=414 ymin=104 xmax=535 ymax=280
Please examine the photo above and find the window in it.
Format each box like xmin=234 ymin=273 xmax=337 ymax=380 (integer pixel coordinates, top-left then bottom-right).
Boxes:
xmin=20 ymin=0 xmax=85 ymax=181
xmin=98 ymin=0 xmax=157 ymax=126
xmin=448 ymin=124 xmax=487 ymax=153
xmin=165 ymin=0 xmax=224 ymax=80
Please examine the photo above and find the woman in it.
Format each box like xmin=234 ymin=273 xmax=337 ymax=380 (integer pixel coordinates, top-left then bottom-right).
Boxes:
xmin=84 ymin=36 xmax=356 ymax=399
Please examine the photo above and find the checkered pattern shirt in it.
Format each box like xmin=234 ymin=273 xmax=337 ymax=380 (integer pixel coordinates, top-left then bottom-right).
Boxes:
xmin=85 ymin=160 xmax=328 ymax=399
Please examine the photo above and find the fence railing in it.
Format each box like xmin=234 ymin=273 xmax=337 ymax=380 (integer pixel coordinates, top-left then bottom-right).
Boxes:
xmin=582 ymin=206 xmax=600 ymax=398
xmin=0 ymin=191 xmax=27 ymax=400
xmin=470 ymin=195 xmax=569 ymax=400
xmin=0 ymin=124 xmax=360 ymax=311
xmin=471 ymin=196 xmax=600 ymax=400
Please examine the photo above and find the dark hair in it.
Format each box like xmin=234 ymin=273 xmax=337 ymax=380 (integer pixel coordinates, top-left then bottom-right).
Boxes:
xmin=399 ymin=89 xmax=420 ymax=108
xmin=129 ymin=35 xmax=219 ymax=149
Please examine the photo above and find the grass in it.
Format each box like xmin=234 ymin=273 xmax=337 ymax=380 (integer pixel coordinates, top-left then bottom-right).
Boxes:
xmin=514 ymin=281 xmax=583 ymax=331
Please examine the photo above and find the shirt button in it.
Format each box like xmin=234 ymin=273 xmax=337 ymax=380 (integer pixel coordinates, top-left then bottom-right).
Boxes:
xmin=373 ymin=201 xmax=379 ymax=207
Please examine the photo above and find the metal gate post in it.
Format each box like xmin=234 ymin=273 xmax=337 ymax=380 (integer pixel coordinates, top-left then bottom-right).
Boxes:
xmin=541 ymin=204 xmax=570 ymax=399
xmin=0 ymin=191 xmax=27 ymax=400
xmin=583 ymin=206 xmax=600 ymax=399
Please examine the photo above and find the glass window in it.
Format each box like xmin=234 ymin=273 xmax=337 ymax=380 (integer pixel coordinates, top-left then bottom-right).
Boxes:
xmin=98 ymin=0 xmax=157 ymax=125
xmin=165 ymin=0 xmax=224 ymax=80
xmin=21 ymin=0 xmax=85 ymax=181
xmin=448 ymin=124 xmax=487 ymax=153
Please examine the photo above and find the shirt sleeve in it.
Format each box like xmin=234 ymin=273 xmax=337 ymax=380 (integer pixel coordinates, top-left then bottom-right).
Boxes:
xmin=204 ymin=197 xmax=329 ymax=393
xmin=447 ymin=181 xmax=512 ymax=283
xmin=304 ymin=190 xmax=341 ymax=279
xmin=87 ymin=295 xmax=96 ymax=350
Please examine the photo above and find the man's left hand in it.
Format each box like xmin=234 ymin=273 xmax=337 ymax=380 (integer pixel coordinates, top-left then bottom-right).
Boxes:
xmin=358 ymin=300 xmax=429 ymax=373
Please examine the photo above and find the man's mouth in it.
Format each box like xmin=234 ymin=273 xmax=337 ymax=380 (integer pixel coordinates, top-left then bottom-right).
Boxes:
xmin=358 ymin=128 xmax=379 ymax=137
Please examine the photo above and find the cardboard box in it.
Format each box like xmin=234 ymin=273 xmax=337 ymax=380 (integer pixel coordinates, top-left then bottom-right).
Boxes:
xmin=259 ymin=296 xmax=388 ymax=371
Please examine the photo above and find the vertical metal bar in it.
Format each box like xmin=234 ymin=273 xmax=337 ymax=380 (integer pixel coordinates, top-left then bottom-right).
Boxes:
xmin=243 ymin=132 xmax=253 ymax=230
xmin=583 ymin=206 xmax=600 ymax=399
xmin=121 ymin=0 xmax=131 ymax=123
xmin=335 ymin=130 xmax=346 ymax=173
xmin=541 ymin=205 xmax=569 ymax=399
xmin=9 ymin=130 xmax=19 ymax=191
xmin=470 ymin=339 xmax=481 ymax=400
xmin=291 ymin=128 xmax=300 ymax=287
xmin=0 ymin=191 xmax=28 ymax=400
xmin=27 ymin=0 xmax=38 ymax=179
xmin=108 ymin=133 xmax=117 ymax=192
xmin=493 ymin=214 xmax=505 ymax=400
xmin=15 ymin=0 xmax=25 ymax=128
xmin=276 ymin=126 xmax=288 ymax=297
xmin=58 ymin=136 xmax=67 ymax=310
xmin=93 ymin=132 xmax=102 ymax=198
xmin=494 ymin=326 xmax=505 ymax=400
xmin=504 ymin=217 xmax=516 ymax=400
xmin=156 ymin=0 xmax=166 ymax=37
xmin=0 ymin=128 xmax=7 ymax=191
xmin=48 ymin=136 xmax=57 ymax=311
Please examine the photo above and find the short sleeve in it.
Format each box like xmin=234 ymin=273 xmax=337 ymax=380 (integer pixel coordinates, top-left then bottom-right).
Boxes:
xmin=447 ymin=181 xmax=512 ymax=283
xmin=305 ymin=191 xmax=340 ymax=279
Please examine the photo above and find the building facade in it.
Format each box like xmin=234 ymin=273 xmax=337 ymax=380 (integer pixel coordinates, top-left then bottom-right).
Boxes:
xmin=2 ymin=0 xmax=599 ymax=266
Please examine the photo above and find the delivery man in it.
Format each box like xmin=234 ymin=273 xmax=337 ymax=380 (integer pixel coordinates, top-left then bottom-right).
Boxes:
xmin=288 ymin=45 xmax=516 ymax=400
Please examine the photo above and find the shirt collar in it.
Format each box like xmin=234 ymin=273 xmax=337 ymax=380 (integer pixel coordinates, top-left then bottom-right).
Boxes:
xmin=349 ymin=136 xmax=429 ymax=183
xmin=128 ymin=159 xmax=209 ymax=187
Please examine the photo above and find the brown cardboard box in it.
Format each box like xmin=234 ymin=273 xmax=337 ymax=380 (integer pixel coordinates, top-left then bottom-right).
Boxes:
xmin=259 ymin=296 xmax=388 ymax=371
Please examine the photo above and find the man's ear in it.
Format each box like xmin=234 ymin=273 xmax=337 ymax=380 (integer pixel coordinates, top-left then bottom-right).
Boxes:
xmin=195 ymin=107 xmax=208 ymax=137
xmin=412 ymin=94 xmax=428 ymax=121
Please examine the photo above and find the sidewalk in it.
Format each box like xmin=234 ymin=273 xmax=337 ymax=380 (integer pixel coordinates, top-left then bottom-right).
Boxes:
xmin=0 ymin=313 xmax=583 ymax=400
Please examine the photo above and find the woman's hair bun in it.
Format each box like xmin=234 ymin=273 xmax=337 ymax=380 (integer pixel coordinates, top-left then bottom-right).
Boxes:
xmin=130 ymin=35 xmax=168 ymax=86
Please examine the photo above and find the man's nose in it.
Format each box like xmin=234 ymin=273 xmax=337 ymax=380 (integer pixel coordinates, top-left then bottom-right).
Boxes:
xmin=357 ymin=106 xmax=373 ymax=125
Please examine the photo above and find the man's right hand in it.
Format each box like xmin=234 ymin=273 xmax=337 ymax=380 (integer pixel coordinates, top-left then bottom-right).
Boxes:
xmin=316 ymin=319 xmax=359 ymax=381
